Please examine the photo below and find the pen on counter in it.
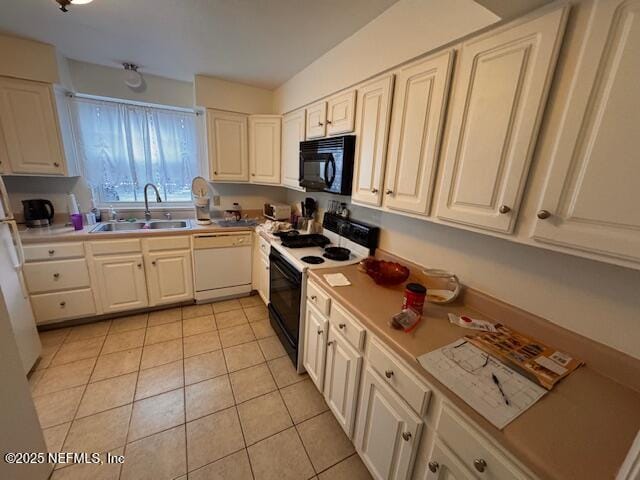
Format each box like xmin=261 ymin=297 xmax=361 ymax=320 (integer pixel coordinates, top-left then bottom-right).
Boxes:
xmin=492 ymin=373 xmax=510 ymax=406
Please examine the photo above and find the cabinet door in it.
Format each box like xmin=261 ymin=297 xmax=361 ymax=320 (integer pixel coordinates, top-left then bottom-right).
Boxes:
xmin=303 ymin=303 xmax=328 ymax=391
xmin=423 ymin=440 xmax=475 ymax=480
xmin=355 ymin=366 xmax=423 ymax=480
xmin=532 ymin=0 xmax=640 ymax=265
xmin=327 ymin=90 xmax=356 ymax=136
xmin=0 ymin=120 xmax=9 ymax=174
xmin=0 ymin=77 xmax=65 ymax=175
xmin=281 ymin=109 xmax=306 ymax=189
xmin=249 ymin=115 xmax=281 ymax=184
xmin=207 ymin=109 xmax=249 ymax=182
xmin=146 ymin=250 xmax=193 ymax=306
xmin=384 ymin=52 xmax=454 ymax=215
xmin=323 ymin=327 xmax=362 ymax=438
xmin=351 ymin=75 xmax=394 ymax=207
xmin=305 ymin=101 xmax=327 ymax=139
xmin=435 ymin=7 xmax=568 ymax=233
xmin=93 ymin=254 xmax=148 ymax=313
xmin=258 ymin=252 xmax=269 ymax=304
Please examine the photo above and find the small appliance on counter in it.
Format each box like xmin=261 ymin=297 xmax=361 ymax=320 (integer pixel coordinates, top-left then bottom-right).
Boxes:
xmin=263 ymin=203 xmax=291 ymax=221
xmin=192 ymin=176 xmax=211 ymax=225
xmin=22 ymin=199 xmax=55 ymax=228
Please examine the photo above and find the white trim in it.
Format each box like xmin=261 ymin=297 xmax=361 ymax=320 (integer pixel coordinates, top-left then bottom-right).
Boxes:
xmin=68 ymin=92 xmax=200 ymax=115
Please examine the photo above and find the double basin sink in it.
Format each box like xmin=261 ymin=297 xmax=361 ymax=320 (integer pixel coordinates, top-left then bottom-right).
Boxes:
xmin=91 ymin=220 xmax=190 ymax=233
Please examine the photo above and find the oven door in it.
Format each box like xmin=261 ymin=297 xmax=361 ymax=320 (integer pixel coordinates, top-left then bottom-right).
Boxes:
xmin=268 ymin=249 xmax=302 ymax=351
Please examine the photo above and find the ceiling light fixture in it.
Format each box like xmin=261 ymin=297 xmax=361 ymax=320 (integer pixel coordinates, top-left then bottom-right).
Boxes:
xmin=123 ymin=63 xmax=143 ymax=88
xmin=55 ymin=0 xmax=94 ymax=13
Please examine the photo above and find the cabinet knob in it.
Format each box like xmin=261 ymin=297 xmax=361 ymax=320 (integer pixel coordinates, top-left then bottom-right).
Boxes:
xmin=537 ymin=209 xmax=551 ymax=219
xmin=48 ymin=249 xmax=55 ymax=255
xmin=385 ymin=370 xmax=394 ymax=379
xmin=318 ymin=122 xmax=323 ymax=126
xmin=499 ymin=205 xmax=511 ymax=214
xmin=310 ymin=295 xmax=317 ymax=301
xmin=53 ymin=273 xmax=60 ymax=279
xmin=326 ymin=119 xmax=332 ymax=124
xmin=251 ymin=173 xmax=255 ymax=176
xmin=473 ymin=458 xmax=487 ymax=473
xmin=428 ymin=461 xmax=439 ymax=473
xmin=327 ymin=340 xmax=335 ymax=346
xmin=214 ymin=171 xmax=218 ymax=175
xmin=152 ymin=261 xmax=157 ymax=266
xmin=59 ymin=301 xmax=66 ymax=308
xmin=53 ymin=162 xmax=60 ymax=167
xmin=137 ymin=263 xmax=142 ymax=268
xmin=385 ymin=189 xmax=393 ymax=195
xmin=401 ymin=432 xmax=411 ymax=441
xmin=338 ymin=323 xmax=346 ymax=330
xmin=371 ymin=188 xmax=379 ymax=194
xmin=317 ymin=329 xmax=323 ymax=335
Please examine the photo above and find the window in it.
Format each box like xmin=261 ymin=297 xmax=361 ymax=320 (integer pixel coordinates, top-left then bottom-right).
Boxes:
xmin=69 ymin=96 xmax=201 ymax=204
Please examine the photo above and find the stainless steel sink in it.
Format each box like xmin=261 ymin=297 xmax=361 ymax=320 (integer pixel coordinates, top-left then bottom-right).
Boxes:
xmin=147 ymin=220 xmax=189 ymax=229
xmin=91 ymin=222 xmax=146 ymax=232
xmin=215 ymin=219 xmax=258 ymax=228
xmin=90 ymin=220 xmax=190 ymax=233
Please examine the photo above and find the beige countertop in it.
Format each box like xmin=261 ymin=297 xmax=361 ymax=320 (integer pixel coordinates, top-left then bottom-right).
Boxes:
xmin=309 ymin=265 xmax=640 ymax=480
xmin=18 ymin=220 xmax=257 ymax=243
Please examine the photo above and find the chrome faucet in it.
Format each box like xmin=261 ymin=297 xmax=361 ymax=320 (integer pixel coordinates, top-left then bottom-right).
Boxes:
xmin=143 ymin=183 xmax=162 ymax=221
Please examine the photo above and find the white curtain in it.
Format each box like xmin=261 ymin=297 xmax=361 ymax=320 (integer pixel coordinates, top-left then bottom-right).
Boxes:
xmin=69 ymin=97 xmax=199 ymax=203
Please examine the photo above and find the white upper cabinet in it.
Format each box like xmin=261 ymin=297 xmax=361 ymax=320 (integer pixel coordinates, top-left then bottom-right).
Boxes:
xmin=351 ymin=75 xmax=394 ymax=207
xmin=305 ymin=101 xmax=327 ymax=139
xmin=249 ymin=115 xmax=281 ymax=185
xmin=384 ymin=51 xmax=454 ymax=216
xmin=326 ymin=89 xmax=356 ymax=136
xmin=435 ymin=7 xmax=569 ymax=233
xmin=0 ymin=77 xmax=65 ymax=175
xmin=281 ymin=109 xmax=306 ymax=190
xmin=207 ymin=109 xmax=249 ymax=182
xmin=532 ymin=0 xmax=640 ymax=265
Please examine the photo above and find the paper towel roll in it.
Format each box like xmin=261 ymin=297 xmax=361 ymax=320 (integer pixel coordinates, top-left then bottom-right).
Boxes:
xmin=67 ymin=193 xmax=80 ymax=214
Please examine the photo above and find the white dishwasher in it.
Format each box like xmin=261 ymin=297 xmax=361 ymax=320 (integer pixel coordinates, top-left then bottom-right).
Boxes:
xmin=193 ymin=232 xmax=252 ymax=302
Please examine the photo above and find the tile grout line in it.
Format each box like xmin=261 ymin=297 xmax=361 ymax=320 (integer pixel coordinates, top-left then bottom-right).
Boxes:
xmin=180 ymin=307 xmax=188 ymax=480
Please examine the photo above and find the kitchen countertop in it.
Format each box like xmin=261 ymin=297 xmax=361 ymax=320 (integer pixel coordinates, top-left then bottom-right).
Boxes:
xmin=309 ymin=265 xmax=640 ymax=480
xmin=18 ymin=219 xmax=257 ymax=243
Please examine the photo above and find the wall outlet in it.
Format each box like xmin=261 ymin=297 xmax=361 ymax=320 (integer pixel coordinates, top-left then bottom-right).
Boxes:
xmin=212 ymin=195 xmax=221 ymax=206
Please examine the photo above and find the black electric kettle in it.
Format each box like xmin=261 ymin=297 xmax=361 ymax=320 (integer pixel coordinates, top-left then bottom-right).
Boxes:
xmin=22 ymin=199 xmax=55 ymax=228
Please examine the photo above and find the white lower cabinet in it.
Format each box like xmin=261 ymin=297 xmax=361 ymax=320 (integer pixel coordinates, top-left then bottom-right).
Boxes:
xmin=354 ymin=366 xmax=423 ymax=480
xmin=303 ymin=302 xmax=328 ymax=391
xmin=145 ymin=249 xmax=193 ymax=306
xmin=323 ymin=326 xmax=362 ymax=438
xmin=93 ymin=254 xmax=148 ymax=313
xmin=423 ymin=439 xmax=475 ymax=480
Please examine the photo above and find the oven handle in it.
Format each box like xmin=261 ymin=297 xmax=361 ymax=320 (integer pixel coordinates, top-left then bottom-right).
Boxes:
xmin=269 ymin=255 xmax=301 ymax=285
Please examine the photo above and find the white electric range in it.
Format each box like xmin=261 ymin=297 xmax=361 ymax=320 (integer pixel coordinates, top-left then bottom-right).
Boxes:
xmin=264 ymin=213 xmax=379 ymax=372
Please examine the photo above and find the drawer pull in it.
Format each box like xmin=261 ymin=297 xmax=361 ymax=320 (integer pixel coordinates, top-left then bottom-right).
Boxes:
xmin=428 ymin=461 xmax=439 ymax=473
xmin=59 ymin=301 xmax=66 ymax=308
xmin=473 ymin=458 xmax=487 ymax=473
xmin=401 ymin=432 xmax=411 ymax=441
xmin=317 ymin=329 xmax=323 ymax=335
xmin=338 ymin=323 xmax=346 ymax=329
xmin=48 ymin=249 xmax=55 ymax=255
xmin=53 ymin=273 xmax=60 ymax=279
xmin=385 ymin=370 xmax=394 ymax=379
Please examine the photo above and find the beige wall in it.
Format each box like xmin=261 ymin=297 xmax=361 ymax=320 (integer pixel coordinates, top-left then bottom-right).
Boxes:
xmin=273 ymin=0 xmax=499 ymax=113
xmin=0 ymin=32 xmax=58 ymax=83
xmin=195 ymin=75 xmax=274 ymax=114
xmin=68 ymin=59 xmax=194 ymax=108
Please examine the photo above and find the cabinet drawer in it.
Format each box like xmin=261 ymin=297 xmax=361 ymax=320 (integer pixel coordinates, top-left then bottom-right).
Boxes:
xmin=31 ymin=288 xmax=96 ymax=324
xmin=329 ymin=302 xmax=365 ymax=351
xmin=89 ymin=239 xmax=141 ymax=255
xmin=144 ymin=236 xmax=190 ymax=252
xmin=437 ymin=405 xmax=530 ymax=480
xmin=368 ymin=338 xmax=431 ymax=416
xmin=307 ymin=281 xmax=330 ymax=316
xmin=24 ymin=259 xmax=90 ymax=294
xmin=24 ymin=242 xmax=84 ymax=261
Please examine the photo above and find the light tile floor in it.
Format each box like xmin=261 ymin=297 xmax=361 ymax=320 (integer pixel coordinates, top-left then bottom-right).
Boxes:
xmin=29 ymin=295 xmax=372 ymax=480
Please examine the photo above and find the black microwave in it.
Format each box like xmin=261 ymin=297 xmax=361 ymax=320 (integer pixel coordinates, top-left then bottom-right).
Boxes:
xmin=299 ymin=135 xmax=355 ymax=195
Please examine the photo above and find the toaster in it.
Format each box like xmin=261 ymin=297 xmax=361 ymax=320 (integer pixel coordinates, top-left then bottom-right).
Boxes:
xmin=263 ymin=203 xmax=291 ymax=221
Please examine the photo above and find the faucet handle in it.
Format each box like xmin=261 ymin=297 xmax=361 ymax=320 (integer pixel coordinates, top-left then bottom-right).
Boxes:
xmin=164 ymin=212 xmax=172 ymax=220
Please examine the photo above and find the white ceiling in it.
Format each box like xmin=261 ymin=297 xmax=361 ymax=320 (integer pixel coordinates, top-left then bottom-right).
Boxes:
xmin=0 ymin=0 xmax=399 ymax=89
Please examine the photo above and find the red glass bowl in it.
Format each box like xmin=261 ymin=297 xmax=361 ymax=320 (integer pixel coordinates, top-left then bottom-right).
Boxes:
xmin=360 ymin=258 xmax=410 ymax=285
